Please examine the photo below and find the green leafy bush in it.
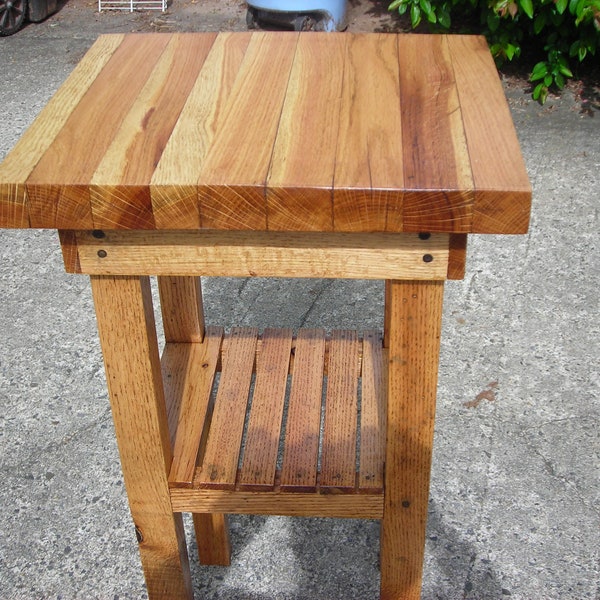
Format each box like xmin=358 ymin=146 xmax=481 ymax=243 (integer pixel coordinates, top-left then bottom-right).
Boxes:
xmin=388 ymin=0 xmax=600 ymax=103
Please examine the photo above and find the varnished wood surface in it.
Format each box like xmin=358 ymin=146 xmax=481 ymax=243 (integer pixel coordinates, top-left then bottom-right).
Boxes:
xmin=0 ymin=32 xmax=530 ymax=234
xmin=165 ymin=328 xmax=387 ymax=496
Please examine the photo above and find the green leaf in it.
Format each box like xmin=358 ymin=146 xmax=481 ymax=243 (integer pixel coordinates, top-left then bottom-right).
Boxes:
xmin=388 ymin=0 xmax=403 ymax=10
xmin=555 ymin=72 xmax=566 ymax=88
xmin=533 ymin=13 xmax=546 ymax=33
xmin=410 ymin=2 xmax=422 ymax=26
xmin=530 ymin=61 xmax=549 ymax=80
xmin=544 ymin=73 xmax=553 ymax=86
xmin=556 ymin=0 xmax=568 ymax=12
xmin=487 ymin=13 xmax=500 ymax=31
xmin=518 ymin=0 xmax=534 ymax=18
xmin=532 ymin=82 xmax=549 ymax=103
xmin=505 ymin=43 xmax=516 ymax=59
xmin=558 ymin=64 xmax=573 ymax=77
xmin=438 ymin=7 xmax=451 ymax=27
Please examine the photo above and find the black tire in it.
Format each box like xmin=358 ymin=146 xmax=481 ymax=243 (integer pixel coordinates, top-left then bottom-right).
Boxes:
xmin=0 ymin=0 xmax=27 ymax=36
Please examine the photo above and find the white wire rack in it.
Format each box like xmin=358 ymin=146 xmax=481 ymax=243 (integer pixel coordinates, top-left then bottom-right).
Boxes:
xmin=98 ymin=0 xmax=166 ymax=11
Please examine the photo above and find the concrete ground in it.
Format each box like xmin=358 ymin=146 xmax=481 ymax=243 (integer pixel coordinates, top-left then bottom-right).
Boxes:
xmin=0 ymin=2 xmax=599 ymax=598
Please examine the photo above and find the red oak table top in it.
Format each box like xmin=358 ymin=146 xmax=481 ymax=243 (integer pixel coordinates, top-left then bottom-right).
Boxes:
xmin=0 ymin=32 xmax=531 ymax=234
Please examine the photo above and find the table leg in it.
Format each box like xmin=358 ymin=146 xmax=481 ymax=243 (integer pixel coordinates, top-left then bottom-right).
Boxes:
xmin=91 ymin=275 xmax=193 ymax=600
xmin=381 ymin=280 xmax=444 ymax=600
xmin=157 ymin=276 xmax=232 ymax=567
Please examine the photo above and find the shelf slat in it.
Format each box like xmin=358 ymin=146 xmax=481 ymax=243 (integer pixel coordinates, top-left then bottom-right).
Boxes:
xmin=164 ymin=326 xmax=223 ymax=487
xmin=197 ymin=327 xmax=258 ymax=489
xmin=359 ymin=331 xmax=387 ymax=492
xmin=320 ymin=330 xmax=360 ymax=491
xmin=280 ymin=329 xmax=327 ymax=492
xmin=167 ymin=327 xmax=386 ymax=506
xmin=238 ymin=328 xmax=293 ymax=491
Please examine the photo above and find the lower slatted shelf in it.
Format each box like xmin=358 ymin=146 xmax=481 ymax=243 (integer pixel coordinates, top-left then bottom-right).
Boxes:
xmin=163 ymin=327 xmax=386 ymax=516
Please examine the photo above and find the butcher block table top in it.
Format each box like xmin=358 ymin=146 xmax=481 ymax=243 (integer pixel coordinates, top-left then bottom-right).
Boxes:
xmin=0 ymin=32 xmax=531 ymax=234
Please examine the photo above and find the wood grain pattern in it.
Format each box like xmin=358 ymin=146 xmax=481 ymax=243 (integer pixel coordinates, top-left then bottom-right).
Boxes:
xmin=74 ymin=229 xmax=450 ymax=280
xmin=193 ymin=513 xmax=231 ymax=566
xmin=266 ymin=33 xmax=345 ymax=231
xmin=239 ymin=328 xmax=293 ymax=490
xmin=447 ymin=233 xmax=468 ymax=280
xmin=395 ymin=35 xmax=474 ymax=233
xmin=447 ymin=35 xmax=532 ymax=233
xmin=90 ymin=275 xmax=193 ymax=599
xmin=157 ymin=274 xmax=231 ymax=567
xmin=334 ymin=33 xmax=404 ymax=232
xmin=381 ymin=280 xmax=444 ymax=600
xmin=0 ymin=33 xmax=531 ymax=235
xmin=320 ymin=330 xmax=360 ymax=491
xmin=163 ymin=330 xmax=223 ymax=487
xmin=151 ymin=32 xmax=251 ymax=228
xmin=26 ymin=34 xmax=171 ymax=229
xmin=0 ymin=34 xmax=124 ymax=228
xmin=198 ymin=327 xmax=258 ymax=489
xmin=58 ymin=230 xmax=81 ymax=274
xmin=158 ymin=276 xmax=205 ymax=343
xmin=90 ymin=34 xmax=216 ymax=229
xmin=280 ymin=329 xmax=326 ymax=492
xmin=171 ymin=487 xmax=383 ymax=519
xmin=359 ymin=331 xmax=386 ymax=492
xmin=198 ymin=32 xmax=299 ymax=229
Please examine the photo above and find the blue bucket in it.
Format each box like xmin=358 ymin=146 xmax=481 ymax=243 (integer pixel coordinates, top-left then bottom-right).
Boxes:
xmin=246 ymin=0 xmax=348 ymax=31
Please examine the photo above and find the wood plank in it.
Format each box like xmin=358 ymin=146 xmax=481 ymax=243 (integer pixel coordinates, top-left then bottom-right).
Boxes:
xmin=193 ymin=513 xmax=231 ymax=566
xmin=74 ymin=229 xmax=450 ymax=280
xmin=266 ymin=33 xmax=346 ymax=231
xmin=158 ymin=276 xmax=205 ymax=343
xmin=163 ymin=330 xmax=223 ymax=487
xmin=197 ymin=327 xmax=258 ymax=489
xmin=0 ymin=34 xmax=125 ymax=229
xmin=395 ymin=35 xmax=474 ymax=233
xmin=448 ymin=233 xmax=468 ymax=280
xmin=358 ymin=331 xmax=386 ymax=492
xmin=320 ymin=330 xmax=360 ymax=491
xmin=238 ymin=328 xmax=293 ymax=491
xmin=90 ymin=34 xmax=217 ymax=229
xmin=171 ymin=487 xmax=384 ymax=519
xmin=280 ymin=329 xmax=326 ymax=492
xmin=26 ymin=34 xmax=171 ymax=229
xmin=58 ymin=230 xmax=81 ymax=274
xmin=90 ymin=275 xmax=192 ymax=599
xmin=380 ymin=280 xmax=444 ymax=600
xmin=151 ymin=32 xmax=251 ymax=229
xmin=333 ymin=33 xmax=404 ymax=232
xmin=447 ymin=35 xmax=532 ymax=233
xmin=198 ymin=32 xmax=299 ymax=230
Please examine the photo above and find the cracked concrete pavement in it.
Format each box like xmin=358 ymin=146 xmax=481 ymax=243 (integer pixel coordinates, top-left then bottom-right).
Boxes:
xmin=0 ymin=3 xmax=599 ymax=598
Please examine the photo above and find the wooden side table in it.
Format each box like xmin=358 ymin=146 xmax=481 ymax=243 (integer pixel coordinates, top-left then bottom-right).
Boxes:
xmin=0 ymin=32 xmax=531 ymax=599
